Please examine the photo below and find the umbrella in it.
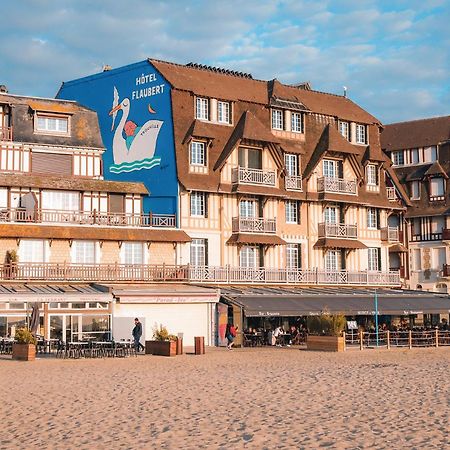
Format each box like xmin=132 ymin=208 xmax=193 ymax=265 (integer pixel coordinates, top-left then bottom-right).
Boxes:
xmin=29 ymin=303 xmax=40 ymax=336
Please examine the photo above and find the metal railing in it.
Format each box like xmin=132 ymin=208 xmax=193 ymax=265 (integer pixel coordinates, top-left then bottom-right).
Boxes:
xmin=231 ymin=167 xmax=276 ymax=186
xmin=380 ymin=226 xmax=400 ymax=242
xmin=285 ymin=175 xmax=303 ymax=191
xmin=0 ymin=126 xmax=13 ymax=141
xmin=0 ymin=208 xmax=176 ymax=228
xmin=386 ymin=187 xmax=398 ymax=200
xmin=0 ymin=263 xmax=401 ymax=286
xmin=318 ymin=222 xmax=357 ymax=239
xmin=232 ymin=217 xmax=276 ymax=234
xmin=317 ymin=176 xmax=357 ymax=195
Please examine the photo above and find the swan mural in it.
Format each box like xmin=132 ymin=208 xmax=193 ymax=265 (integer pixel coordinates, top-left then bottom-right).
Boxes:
xmin=108 ymin=86 xmax=162 ymax=173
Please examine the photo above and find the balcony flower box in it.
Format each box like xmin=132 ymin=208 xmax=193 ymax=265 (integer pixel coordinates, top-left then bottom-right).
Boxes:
xmin=306 ymin=312 xmax=346 ymax=352
xmin=306 ymin=335 xmax=345 ymax=352
xmin=12 ymin=343 xmax=36 ymax=361
xmin=145 ymin=340 xmax=177 ymax=357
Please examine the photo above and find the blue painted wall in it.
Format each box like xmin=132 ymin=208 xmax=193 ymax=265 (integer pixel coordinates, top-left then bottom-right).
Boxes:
xmin=57 ymin=60 xmax=177 ymax=216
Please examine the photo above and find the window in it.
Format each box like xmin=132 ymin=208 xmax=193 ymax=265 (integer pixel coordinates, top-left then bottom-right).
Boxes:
xmin=285 ymin=200 xmax=299 ymax=224
xmin=122 ymin=242 xmax=144 ymax=264
xmin=190 ymin=191 xmax=207 ymax=217
xmin=195 ymin=97 xmax=209 ymax=120
xmin=284 ymin=154 xmax=298 ymax=176
xmin=41 ymin=190 xmax=79 ymax=211
xmin=430 ymin=178 xmax=445 ymax=199
xmin=339 ymin=121 xmax=349 ymax=140
xmin=36 ymin=115 xmax=69 ymax=134
xmin=189 ymin=141 xmax=206 ymax=166
xmin=368 ymin=248 xmax=380 ymax=271
xmin=72 ymin=241 xmax=96 ymax=264
xmin=238 ymin=147 xmax=262 ymax=169
xmin=367 ymin=207 xmax=378 ymax=229
xmin=291 ymin=112 xmax=303 ymax=133
xmin=355 ymin=124 xmax=366 ymax=144
xmin=424 ymin=146 xmax=437 ymax=163
xmin=413 ymin=249 xmax=421 ymax=271
xmin=432 ymin=247 xmax=446 ymax=270
xmin=239 ymin=199 xmax=257 ymax=218
xmin=240 ymin=246 xmax=259 ymax=268
xmin=366 ymin=164 xmax=378 ymax=186
xmin=323 ymin=159 xmax=338 ymax=178
xmin=411 ymin=181 xmax=420 ymax=200
xmin=286 ymin=244 xmax=301 ymax=269
xmin=392 ymin=151 xmax=404 ymax=166
xmin=190 ymin=239 xmax=208 ymax=266
xmin=217 ymin=101 xmax=230 ymax=124
xmin=325 ymin=250 xmax=340 ymax=271
xmin=324 ymin=206 xmax=338 ymax=224
xmin=18 ymin=239 xmax=46 ymax=263
xmin=271 ymin=109 xmax=283 ymax=130
xmin=410 ymin=148 xmax=419 ymax=164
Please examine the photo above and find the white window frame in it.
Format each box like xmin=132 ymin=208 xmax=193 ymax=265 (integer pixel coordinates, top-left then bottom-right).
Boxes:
xmin=411 ymin=181 xmax=420 ymax=200
xmin=410 ymin=148 xmax=419 ymax=165
xmin=18 ymin=239 xmax=47 ymax=263
xmin=239 ymin=199 xmax=257 ymax=218
xmin=339 ymin=121 xmax=349 ymax=140
xmin=190 ymin=238 xmax=207 ymax=266
xmin=367 ymin=207 xmax=377 ymax=229
xmin=424 ymin=146 xmax=437 ymax=163
xmin=286 ymin=244 xmax=301 ymax=269
xmin=366 ymin=164 xmax=378 ymax=186
xmin=121 ymin=242 xmax=145 ymax=265
xmin=284 ymin=153 xmax=298 ymax=176
xmin=430 ymin=177 xmax=444 ymax=198
xmin=285 ymin=200 xmax=299 ymax=224
xmin=325 ymin=250 xmax=340 ymax=271
xmin=35 ymin=114 xmax=69 ymax=135
xmin=324 ymin=206 xmax=338 ymax=224
xmin=217 ymin=101 xmax=230 ymax=124
xmin=355 ymin=124 xmax=366 ymax=144
xmin=195 ymin=97 xmax=209 ymax=120
xmin=392 ymin=151 xmax=404 ymax=166
xmin=368 ymin=247 xmax=380 ymax=271
xmin=41 ymin=190 xmax=80 ymax=211
xmin=190 ymin=191 xmax=206 ymax=217
xmin=71 ymin=240 xmax=97 ymax=264
xmin=271 ymin=109 xmax=283 ymax=130
xmin=239 ymin=246 xmax=259 ymax=268
xmin=323 ymin=159 xmax=337 ymax=178
xmin=189 ymin=141 xmax=206 ymax=166
xmin=291 ymin=112 xmax=303 ymax=133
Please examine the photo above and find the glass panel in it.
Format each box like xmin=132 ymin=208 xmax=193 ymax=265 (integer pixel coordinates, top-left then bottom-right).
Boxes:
xmin=50 ymin=315 xmax=63 ymax=340
xmin=248 ymin=149 xmax=262 ymax=169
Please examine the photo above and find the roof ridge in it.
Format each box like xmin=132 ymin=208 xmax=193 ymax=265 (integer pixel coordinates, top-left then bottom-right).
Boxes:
xmin=386 ymin=115 xmax=450 ymax=126
xmin=0 ymin=92 xmax=77 ymax=103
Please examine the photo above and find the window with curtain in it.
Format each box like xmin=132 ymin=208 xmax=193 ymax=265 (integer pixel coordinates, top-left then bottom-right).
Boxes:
xmin=19 ymin=239 xmax=46 ymax=263
xmin=72 ymin=241 xmax=96 ymax=264
xmin=239 ymin=246 xmax=259 ymax=268
xmin=121 ymin=242 xmax=144 ymax=264
xmin=190 ymin=239 xmax=208 ymax=266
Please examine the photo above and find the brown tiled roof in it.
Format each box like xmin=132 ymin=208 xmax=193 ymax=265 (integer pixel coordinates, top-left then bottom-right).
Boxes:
xmin=313 ymin=238 xmax=367 ymax=249
xmin=424 ymin=161 xmax=448 ymax=178
xmin=381 ymin=116 xmax=450 ymax=151
xmin=326 ymin=124 xmax=361 ymax=154
xmin=0 ymin=173 xmax=148 ymax=194
xmin=226 ymin=233 xmax=286 ymax=245
xmin=0 ymin=224 xmax=191 ymax=242
xmin=389 ymin=243 xmax=408 ymax=253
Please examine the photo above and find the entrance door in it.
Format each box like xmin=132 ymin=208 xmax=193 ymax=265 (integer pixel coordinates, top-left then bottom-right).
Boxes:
xmin=49 ymin=314 xmax=82 ymax=342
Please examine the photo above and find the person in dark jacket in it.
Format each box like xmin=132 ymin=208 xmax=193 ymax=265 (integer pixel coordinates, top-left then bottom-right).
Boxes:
xmin=132 ymin=318 xmax=145 ymax=352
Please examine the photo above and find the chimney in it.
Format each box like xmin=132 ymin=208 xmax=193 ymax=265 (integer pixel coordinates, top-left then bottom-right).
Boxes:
xmin=102 ymin=65 xmax=112 ymax=72
xmin=0 ymin=85 xmax=8 ymax=93
xmin=343 ymin=86 xmax=347 ymax=98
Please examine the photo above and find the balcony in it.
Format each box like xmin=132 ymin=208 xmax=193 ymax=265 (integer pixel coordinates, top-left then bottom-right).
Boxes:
xmin=386 ymin=187 xmax=398 ymax=201
xmin=318 ymin=222 xmax=357 ymax=239
xmin=285 ymin=175 xmax=303 ymax=191
xmin=231 ymin=167 xmax=276 ymax=187
xmin=232 ymin=217 xmax=276 ymax=234
xmin=0 ymin=263 xmax=401 ymax=286
xmin=381 ymin=226 xmax=400 ymax=242
xmin=0 ymin=208 xmax=176 ymax=228
xmin=0 ymin=126 xmax=13 ymax=141
xmin=317 ymin=176 xmax=357 ymax=195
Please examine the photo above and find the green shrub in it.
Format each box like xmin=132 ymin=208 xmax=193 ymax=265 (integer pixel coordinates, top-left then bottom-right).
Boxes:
xmin=307 ymin=310 xmax=346 ymax=337
xmin=14 ymin=328 xmax=37 ymax=345
xmin=152 ymin=324 xmax=177 ymax=341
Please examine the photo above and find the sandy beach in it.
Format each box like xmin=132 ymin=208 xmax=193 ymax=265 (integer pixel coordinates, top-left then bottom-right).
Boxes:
xmin=0 ymin=347 xmax=449 ymax=449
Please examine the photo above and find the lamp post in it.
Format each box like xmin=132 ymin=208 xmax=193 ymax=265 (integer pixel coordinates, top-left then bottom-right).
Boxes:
xmin=374 ymin=289 xmax=379 ymax=347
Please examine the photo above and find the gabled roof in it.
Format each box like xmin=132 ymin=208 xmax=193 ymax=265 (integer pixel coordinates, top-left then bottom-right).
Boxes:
xmin=424 ymin=161 xmax=449 ymax=179
xmin=183 ymin=119 xmax=218 ymax=143
xmin=381 ymin=116 xmax=450 ymax=151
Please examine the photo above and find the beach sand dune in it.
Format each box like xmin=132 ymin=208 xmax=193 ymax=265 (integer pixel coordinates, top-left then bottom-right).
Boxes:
xmin=0 ymin=347 xmax=448 ymax=449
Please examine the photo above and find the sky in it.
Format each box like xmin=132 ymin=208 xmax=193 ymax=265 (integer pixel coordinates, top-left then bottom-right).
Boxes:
xmin=0 ymin=0 xmax=449 ymax=124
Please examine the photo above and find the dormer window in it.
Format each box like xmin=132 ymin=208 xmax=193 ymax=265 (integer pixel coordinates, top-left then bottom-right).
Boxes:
xmin=411 ymin=181 xmax=420 ymax=200
xmin=217 ymin=101 xmax=230 ymax=124
xmin=430 ymin=177 xmax=445 ymax=201
xmin=366 ymin=164 xmax=378 ymax=186
xmin=189 ymin=141 xmax=206 ymax=166
xmin=35 ymin=114 xmax=69 ymax=135
xmin=355 ymin=124 xmax=367 ymax=144
xmin=339 ymin=121 xmax=349 ymax=140
xmin=195 ymin=97 xmax=209 ymax=120
xmin=392 ymin=150 xmax=404 ymax=166
xmin=271 ymin=109 xmax=283 ymax=130
xmin=424 ymin=146 xmax=438 ymax=163
xmin=291 ymin=112 xmax=303 ymax=133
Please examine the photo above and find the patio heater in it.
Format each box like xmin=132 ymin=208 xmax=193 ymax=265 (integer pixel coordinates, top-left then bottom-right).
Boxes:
xmin=374 ymin=289 xmax=379 ymax=347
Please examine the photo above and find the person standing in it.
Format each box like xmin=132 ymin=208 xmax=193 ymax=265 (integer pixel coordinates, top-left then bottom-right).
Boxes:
xmin=132 ymin=318 xmax=145 ymax=352
xmin=226 ymin=323 xmax=238 ymax=350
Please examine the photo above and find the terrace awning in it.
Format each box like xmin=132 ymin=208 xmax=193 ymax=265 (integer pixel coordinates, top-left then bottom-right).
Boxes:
xmin=313 ymin=238 xmax=367 ymax=249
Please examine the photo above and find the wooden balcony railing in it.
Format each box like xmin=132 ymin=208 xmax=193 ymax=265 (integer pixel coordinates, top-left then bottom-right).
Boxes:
xmin=381 ymin=226 xmax=400 ymax=242
xmin=318 ymin=222 xmax=357 ymax=239
xmin=386 ymin=187 xmax=398 ymax=201
xmin=317 ymin=176 xmax=357 ymax=195
xmin=232 ymin=217 xmax=276 ymax=234
xmin=0 ymin=126 xmax=13 ymax=141
xmin=231 ymin=167 xmax=276 ymax=187
xmin=285 ymin=175 xmax=303 ymax=191
xmin=411 ymin=233 xmax=442 ymax=242
xmin=0 ymin=263 xmax=401 ymax=286
xmin=442 ymin=264 xmax=450 ymax=277
xmin=0 ymin=208 xmax=176 ymax=228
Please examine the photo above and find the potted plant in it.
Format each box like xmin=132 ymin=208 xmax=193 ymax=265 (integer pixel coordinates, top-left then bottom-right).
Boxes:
xmin=145 ymin=325 xmax=178 ymax=356
xmin=12 ymin=328 xmax=37 ymax=361
xmin=5 ymin=249 xmax=18 ymax=279
xmin=306 ymin=310 xmax=346 ymax=352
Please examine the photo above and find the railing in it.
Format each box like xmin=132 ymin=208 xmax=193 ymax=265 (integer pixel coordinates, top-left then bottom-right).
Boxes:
xmin=318 ymin=222 xmax=357 ymax=239
xmin=285 ymin=175 xmax=303 ymax=191
xmin=442 ymin=264 xmax=450 ymax=277
xmin=381 ymin=226 xmax=400 ymax=242
xmin=0 ymin=263 xmax=401 ymax=286
xmin=232 ymin=217 xmax=276 ymax=234
xmin=231 ymin=167 xmax=276 ymax=187
xmin=411 ymin=233 xmax=442 ymax=242
xmin=0 ymin=126 xmax=13 ymax=141
xmin=317 ymin=176 xmax=357 ymax=195
xmin=345 ymin=330 xmax=450 ymax=349
xmin=0 ymin=208 xmax=176 ymax=228
xmin=386 ymin=187 xmax=398 ymax=200
xmin=443 ymin=229 xmax=450 ymax=240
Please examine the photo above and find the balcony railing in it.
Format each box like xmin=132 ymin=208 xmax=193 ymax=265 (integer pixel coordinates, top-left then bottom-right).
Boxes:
xmin=386 ymin=187 xmax=398 ymax=201
xmin=0 ymin=208 xmax=176 ymax=228
xmin=411 ymin=233 xmax=442 ymax=242
xmin=0 ymin=263 xmax=401 ymax=286
xmin=381 ymin=226 xmax=400 ymax=242
xmin=231 ymin=167 xmax=276 ymax=187
xmin=232 ymin=217 xmax=276 ymax=234
xmin=317 ymin=176 xmax=357 ymax=195
xmin=285 ymin=175 xmax=303 ymax=191
xmin=0 ymin=126 xmax=13 ymax=141
xmin=318 ymin=222 xmax=357 ymax=239
xmin=442 ymin=264 xmax=450 ymax=277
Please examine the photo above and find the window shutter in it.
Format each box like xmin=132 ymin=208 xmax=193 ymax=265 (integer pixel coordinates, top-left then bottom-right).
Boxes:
xmin=259 ymin=246 xmax=264 ymax=268
xmin=204 ymin=239 xmax=209 ymax=266
xmin=297 ymin=202 xmax=301 ymax=224
xmin=109 ymin=194 xmax=124 ymax=213
xmin=31 ymin=152 xmax=72 ymax=175
xmin=204 ymin=193 xmax=209 ymax=218
xmin=338 ymin=160 xmax=344 ymax=178
xmin=377 ymin=248 xmax=382 ymax=271
xmin=376 ymin=209 xmax=381 ymax=230
xmin=297 ymin=243 xmax=302 ymax=269
xmin=341 ymin=249 xmax=346 ymax=270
